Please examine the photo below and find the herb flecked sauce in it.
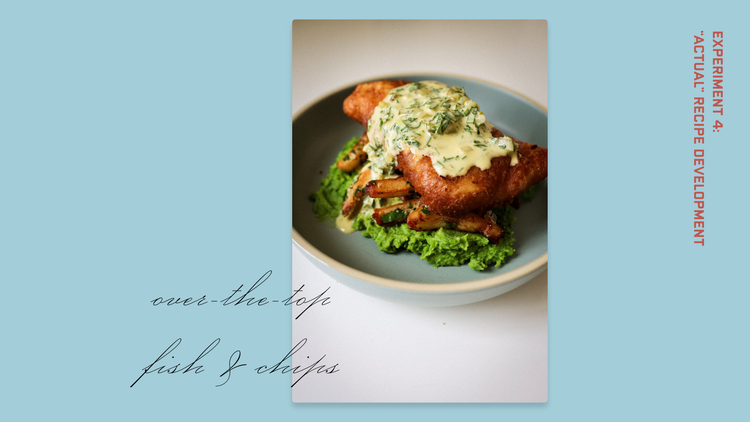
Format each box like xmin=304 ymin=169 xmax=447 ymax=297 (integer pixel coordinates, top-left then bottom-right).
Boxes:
xmin=336 ymin=80 xmax=518 ymax=233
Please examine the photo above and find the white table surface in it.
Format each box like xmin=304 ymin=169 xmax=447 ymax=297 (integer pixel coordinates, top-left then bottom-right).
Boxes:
xmin=292 ymin=20 xmax=548 ymax=402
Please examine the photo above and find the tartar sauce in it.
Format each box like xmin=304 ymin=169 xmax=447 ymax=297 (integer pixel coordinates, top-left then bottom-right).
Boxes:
xmin=365 ymin=81 xmax=518 ymax=179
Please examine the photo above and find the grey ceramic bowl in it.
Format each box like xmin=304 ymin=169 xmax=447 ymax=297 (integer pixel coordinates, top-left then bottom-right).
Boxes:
xmin=293 ymin=74 xmax=547 ymax=307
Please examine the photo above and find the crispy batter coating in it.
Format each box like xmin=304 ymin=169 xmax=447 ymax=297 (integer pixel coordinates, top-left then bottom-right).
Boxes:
xmin=397 ymin=130 xmax=547 ymax=218
xmin=342 ymin=80 xmax=410 ymax=126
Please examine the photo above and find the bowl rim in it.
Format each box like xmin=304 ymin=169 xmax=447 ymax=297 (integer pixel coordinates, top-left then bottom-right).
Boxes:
xmin=292 ymin=72 xmax=547 ymax=294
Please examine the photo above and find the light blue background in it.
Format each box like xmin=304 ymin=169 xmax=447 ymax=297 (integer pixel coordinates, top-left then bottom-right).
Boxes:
xmin=2 ymin=1 xmax=747 ymax=420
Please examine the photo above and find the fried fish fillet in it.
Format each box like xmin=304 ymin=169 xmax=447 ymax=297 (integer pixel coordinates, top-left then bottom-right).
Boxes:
xmin=343 ymin=80 xmax=548 ymax=219
xmin=397 ymin=127 xmax=547 ymax=218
